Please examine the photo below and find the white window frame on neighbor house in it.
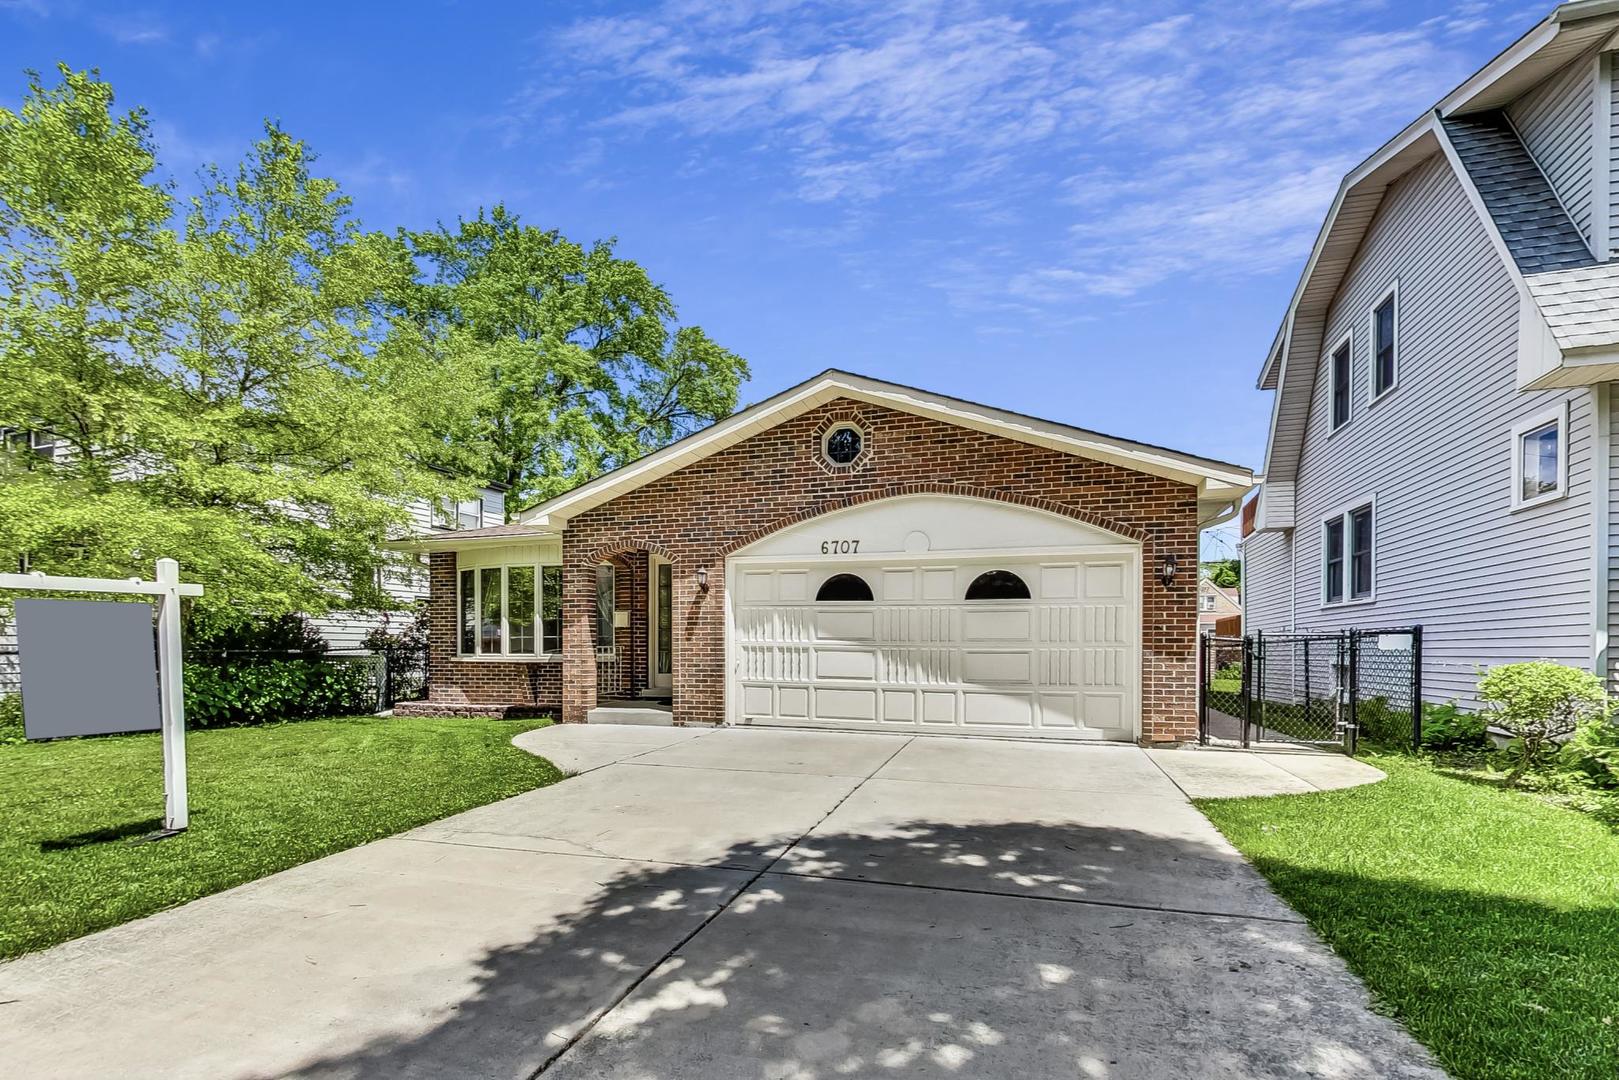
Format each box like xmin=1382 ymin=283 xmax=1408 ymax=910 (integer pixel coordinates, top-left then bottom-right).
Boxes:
xmin=455 ymin=562 xmax=562 ymax=658
xmin=1327 ymin=330 xmax=1353 ymax=432
xmin=1321 ymin=496 xmax=1377 ymax=607
xmin=1367 ymin=281 xmax=1399 ymax=406
xmin=1510 ymin=401 xmax=1569 ymax=511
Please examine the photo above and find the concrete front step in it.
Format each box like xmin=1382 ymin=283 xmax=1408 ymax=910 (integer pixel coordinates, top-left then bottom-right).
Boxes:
xmin=587 ymin=700 xmax=675 ymax=726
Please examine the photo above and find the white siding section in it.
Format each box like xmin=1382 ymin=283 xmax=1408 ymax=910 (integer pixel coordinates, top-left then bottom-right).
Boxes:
xmin=1608 ymin=385 xmax=1619 ymax=691
xmin=1611 ymin=53 xmax=1619 ymax=259
xmin=1510 ymin=53 xmax=1597 ymax=247
xmin=1240 ymin=529 xmax=1292 ymax=636
xmin=1288 ymin=152 xmax=1596 ymax=708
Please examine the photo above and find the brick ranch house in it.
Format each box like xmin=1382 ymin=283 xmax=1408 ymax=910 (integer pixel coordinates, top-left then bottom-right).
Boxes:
xmin=394 ymin=371 xmax=1252 ymax=745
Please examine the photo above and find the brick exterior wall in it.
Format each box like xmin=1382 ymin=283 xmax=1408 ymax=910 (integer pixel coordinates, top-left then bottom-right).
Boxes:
xmin=547 ymin=398 xmax=1201 ymax=744
xmin=393 ymin=551 xmax=564 ymax=719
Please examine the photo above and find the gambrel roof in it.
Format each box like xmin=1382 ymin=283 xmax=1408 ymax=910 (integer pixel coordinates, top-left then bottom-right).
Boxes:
xmin=1258 ymin=1 xmax=1619 ymax=487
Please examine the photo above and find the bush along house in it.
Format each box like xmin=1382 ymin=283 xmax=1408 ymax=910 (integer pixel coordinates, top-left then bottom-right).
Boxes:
xmin=393 ymin=370 xmax=1251 ymax=745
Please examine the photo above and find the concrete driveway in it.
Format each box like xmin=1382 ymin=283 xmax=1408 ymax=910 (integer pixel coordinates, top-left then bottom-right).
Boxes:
xmin=0 ymin=726 xmax=1440 ymax=1079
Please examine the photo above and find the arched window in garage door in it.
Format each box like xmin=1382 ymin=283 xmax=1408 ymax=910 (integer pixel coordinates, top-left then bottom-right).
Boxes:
xmin=964 ymin=569 xmax=1031 ymax=600
xmin=816 ymin=573 xmax=874 ymax=601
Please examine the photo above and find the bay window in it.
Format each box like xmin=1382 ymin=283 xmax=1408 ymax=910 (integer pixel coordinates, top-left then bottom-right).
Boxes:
xmin=456 ymin=563 xmax=560 ymax=656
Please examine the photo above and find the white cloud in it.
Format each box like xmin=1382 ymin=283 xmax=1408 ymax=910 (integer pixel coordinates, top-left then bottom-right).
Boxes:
xmin=521 ymin=0 xmax=1529 ymax=304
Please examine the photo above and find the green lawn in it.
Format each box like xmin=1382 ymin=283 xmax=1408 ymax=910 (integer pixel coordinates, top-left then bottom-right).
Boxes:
xmin=1198 ymin=754 xmax=1619 ymax=1080
xmin=0 ymin=715 xmax=561 ymax=960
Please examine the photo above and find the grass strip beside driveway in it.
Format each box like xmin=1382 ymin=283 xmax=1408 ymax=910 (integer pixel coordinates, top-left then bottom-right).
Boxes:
xmin=1197 ymin=754 xmax=1619 ymax=1080
xmin=0 ymin=716 xmax=560 ymax=960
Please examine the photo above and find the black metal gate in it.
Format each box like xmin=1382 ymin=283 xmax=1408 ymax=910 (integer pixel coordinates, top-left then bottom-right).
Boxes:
xmin=1199 ymin=626 xmax=1423 ymax=754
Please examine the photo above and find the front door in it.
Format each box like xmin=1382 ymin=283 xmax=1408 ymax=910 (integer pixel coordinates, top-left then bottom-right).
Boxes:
xmin=648 ymin=557 xmax=673 ymax=693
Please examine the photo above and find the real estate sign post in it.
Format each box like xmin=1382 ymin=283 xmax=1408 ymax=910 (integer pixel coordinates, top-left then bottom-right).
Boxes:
xmin=2 ymin=558 xmax=204 ymax=832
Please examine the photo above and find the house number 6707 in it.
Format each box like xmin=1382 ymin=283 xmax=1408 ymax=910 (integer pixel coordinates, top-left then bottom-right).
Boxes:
xmin=820 ymin=539 xmax=859 ymax=554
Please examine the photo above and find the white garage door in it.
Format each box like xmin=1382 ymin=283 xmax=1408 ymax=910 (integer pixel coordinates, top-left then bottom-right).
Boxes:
xmin=727 ymin=496 xmax=1140 ymax=741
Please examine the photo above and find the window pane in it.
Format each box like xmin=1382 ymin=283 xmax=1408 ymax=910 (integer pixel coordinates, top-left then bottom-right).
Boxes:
xmin=816 ymin=573 xmax=875 ymax=601
xmin=1521 ymin=423 xmax=1559 ymax=501
xmin=1331 ymin=343 xmax=1350 ymax=427
xmin=656 ymin=562 xmax=672 ymax=675
xmin=1349 ymin=507 xmax=1373 ymax=599
xmin=1374 ymin=297 xmax=1395 ymax=393
xmin=508 ymin=566 xmax=536 ymax=654
xmin=541 ymin=566 xmax=562 ymax=653
xmin=458 ymin=499 xmax=482 ymax=530
xmin=1324 ymin=519 xmax=1345 ymax=603
xmin=459 ymin=569 xmax=476 ymax=653
xmin=964 ymin=570 xmax=1031 ymax=600
xmin=480 ymin=567 xmax=503 ymax=653
xmin=597 ymin=564 xmax=616 ymax=646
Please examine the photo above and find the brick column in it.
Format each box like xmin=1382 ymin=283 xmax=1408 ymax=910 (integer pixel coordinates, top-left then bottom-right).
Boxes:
xmin=561 ymin=547 xmax=598 ymax=723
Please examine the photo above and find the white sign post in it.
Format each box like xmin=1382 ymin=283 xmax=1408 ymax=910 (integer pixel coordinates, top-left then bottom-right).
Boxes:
xmin=0 ymin=558 xmax=203 ymax=833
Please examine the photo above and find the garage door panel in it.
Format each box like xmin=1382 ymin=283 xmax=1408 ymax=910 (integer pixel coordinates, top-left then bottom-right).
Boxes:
xmin=1081 ymin=692 xmax=1127 ymax=731
xmin=815 ymin=687 xmax=878 ymax=722
xmin=921 ymin=692 xmax=957 ymax=725
xmin=961 ymin=609 xmax=1032 ymax=641
xmin=879 ymin=647 xmax=953 ymax=685
xmin=1039 ymin=565 xmax=1079 ymax=599
xmin=961 ymin=650 xmax=1032 ymax=684
xmin=813 ymin=649 xmax=877 ymax=680
xmin=815 ymin=609 xmax=875 ymax=641
xmin=1038 ymin=693 xmax=1080 ymax=728
xmin=962 ymin=691 xmax=1036 ymax=727
xmin=882 ymin=690 xmax=917 ymax=723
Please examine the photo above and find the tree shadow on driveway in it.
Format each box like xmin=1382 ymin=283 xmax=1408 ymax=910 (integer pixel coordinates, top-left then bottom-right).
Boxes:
xmin=285 ymin=820 xmax=1445 ymax=1080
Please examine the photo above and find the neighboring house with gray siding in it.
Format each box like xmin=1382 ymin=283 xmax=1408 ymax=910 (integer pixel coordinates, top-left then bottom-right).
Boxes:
xmin=1244 ymin=2 xmax=1619 ymax=708
xmin=309 ymin=483 xmax=508 ymax=649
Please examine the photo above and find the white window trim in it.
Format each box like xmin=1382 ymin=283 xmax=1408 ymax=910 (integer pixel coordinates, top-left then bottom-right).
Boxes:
xmin=1509 ymin=401 xmax=1569 ymax=512
xmin=1320 ymin=496 xmax=1377 ymax=608
xmin=1367 ymin=281 xmax=1399 ymax=406
xmin=455 ymin=562 xmax=558 ymax=657
xmin=1326 ymin=330 xmax=1354 ymax=433
xmin=821 ymin=422 xmax=865 ymax=465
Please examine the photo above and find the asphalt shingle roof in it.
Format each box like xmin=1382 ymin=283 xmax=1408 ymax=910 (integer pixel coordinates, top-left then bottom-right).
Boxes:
xmin=1442 ymin=111 xmax=1594 ymax=275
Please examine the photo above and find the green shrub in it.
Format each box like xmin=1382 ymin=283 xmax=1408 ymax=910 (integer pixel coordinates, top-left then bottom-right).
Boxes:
xmin=1420 ymin=702 xmax=1488 ymax=750
xmin=1476 ymin=661 xmax=1613 ymax=784
xmin=0 ymin=694 xmax=23 ymax=745
xmin=185 ymin=658 xmax=376 ymax=727
xmin=1556 ymin=718 xmax=1619 ymax=789
xmin=1354 ymin=695 xmax=1414 ymax=748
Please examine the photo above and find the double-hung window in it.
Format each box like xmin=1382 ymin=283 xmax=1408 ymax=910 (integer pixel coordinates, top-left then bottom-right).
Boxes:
xmin=1371 ymin=289 xmax=1397 ymax=400
xmin=1330 ymin=336 xmax=1351 ymax=430
xmin=1323 ymin=502 xmax=1374 ymax=605
xmin=1511 ymin=403 xmax=1567 ymax=510
xmin=457 ymin=563 xmax=562 ymax=656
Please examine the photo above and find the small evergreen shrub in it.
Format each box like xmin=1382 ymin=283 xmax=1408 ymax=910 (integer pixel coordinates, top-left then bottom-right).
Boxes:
xmin=1476 ymin=661 xmax=1613 ymax=784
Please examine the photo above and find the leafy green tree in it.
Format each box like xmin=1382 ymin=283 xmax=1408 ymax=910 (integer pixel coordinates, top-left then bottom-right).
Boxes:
xmin=405 ymin=205 xmax=748 ymax=507
xmin=0 ymin=68 xmax=480 ymax=628
xmin=1201 ymin=558 xmax=1240 ymax=590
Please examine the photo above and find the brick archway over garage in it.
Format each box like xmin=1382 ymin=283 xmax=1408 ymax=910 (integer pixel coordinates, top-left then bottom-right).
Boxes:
xmin=717 ymin=482 xmax=1151 ymax=557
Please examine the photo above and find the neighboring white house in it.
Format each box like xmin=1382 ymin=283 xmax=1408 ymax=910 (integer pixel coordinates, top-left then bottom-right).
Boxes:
xmin=1244 ymin=1 xmax=1619 ymax=707
xmin=308 ymin=480 xmax=508 ymax=649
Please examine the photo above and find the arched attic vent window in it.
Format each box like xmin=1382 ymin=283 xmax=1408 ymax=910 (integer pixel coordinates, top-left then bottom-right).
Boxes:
xmin=964 ymin=570 xmax=1031 ymax=600
xmin=816 ymin=573 xmax=874 ymax=601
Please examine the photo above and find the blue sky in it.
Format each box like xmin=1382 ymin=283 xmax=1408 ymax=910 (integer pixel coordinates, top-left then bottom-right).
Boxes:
xmin=0 ymin=1 xmax=1546 ymax=554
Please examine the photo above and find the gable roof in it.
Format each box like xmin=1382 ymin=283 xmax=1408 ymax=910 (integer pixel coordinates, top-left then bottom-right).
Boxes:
xmin=508 ymin=369 xmax=1252 ymax=531
xmin=1257 ymin=1 xmax=1619 ymax=484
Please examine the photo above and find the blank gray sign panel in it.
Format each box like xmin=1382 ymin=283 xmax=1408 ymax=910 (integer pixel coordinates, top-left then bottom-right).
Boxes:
xmin=16 ymin=598 xmax=161 ymax=740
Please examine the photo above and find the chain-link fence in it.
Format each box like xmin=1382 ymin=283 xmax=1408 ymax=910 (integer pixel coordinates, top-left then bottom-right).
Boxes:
xmin=1200 ymin=626 xmax=1422 ymax=754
